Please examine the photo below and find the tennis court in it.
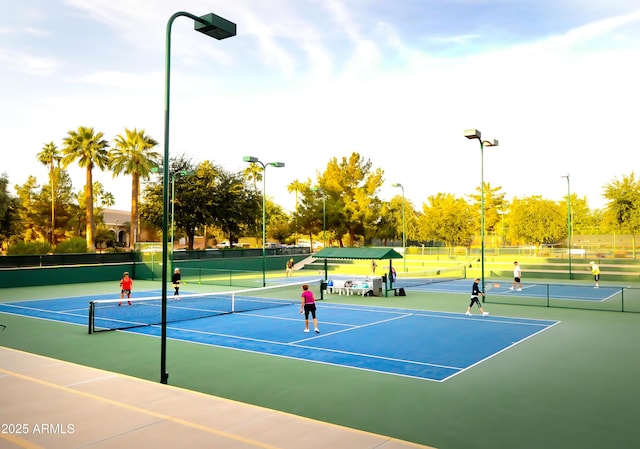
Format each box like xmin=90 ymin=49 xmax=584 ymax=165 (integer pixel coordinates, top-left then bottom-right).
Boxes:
xmin=0 ymin=280 xmax=557 ymax=382
xmin=409 ymin=277 xmax=618 ymax=300
xmin=399 ymin=276 xmax=640 ymax=312
xmin=3 ymin=278 xmax=640 ymax=449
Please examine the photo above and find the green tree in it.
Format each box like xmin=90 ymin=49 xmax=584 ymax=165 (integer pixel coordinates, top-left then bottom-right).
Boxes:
xmin=243 ymin=163 xmax=262 ymax=195
xmin=141 ymin=158 xmax=260 ymax=250
xmin=418 ymin=193 xmax=475 ymax=252
xmin=317 ymin=152 xmax=384 ymax=246
xmin=376 ymin=196 xmax=403 ymax=246
xmin=288 ymin=178 xmax=307 ymax=244
xmin=467 ymin=182 xmax=508 ymax=234
xmin=508 ymin=196 xmax=566 ymax=252
xmin=242 ymin=162 xmax=264 ymax=240
xmin=0 ymin=173 xmax=20 ymax=250
xmin=296 ymin=184 xmax=324 ymax=245
xmin=602 ymin=172 xmax=640 ymax=258
xmin=560 ymin=194 xmax=592 ymax=236
xmin=37 ymin=142 xmax=62 ymax=244
xmin=61 ymin=126 xmax=110 ymax=251
xmin=110 ymin=128 xmax=161 ymax=248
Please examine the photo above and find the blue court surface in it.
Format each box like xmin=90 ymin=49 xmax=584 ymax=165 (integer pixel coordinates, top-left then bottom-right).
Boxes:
xmin=405 ymin=278 xmax=624 ymax=302
xmin=0 ymin=289 xmax=558 ymax=382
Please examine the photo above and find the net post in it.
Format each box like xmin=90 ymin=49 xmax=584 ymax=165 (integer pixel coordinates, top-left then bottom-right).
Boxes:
xmin=88 ymin=301 xmax=94 ymax=334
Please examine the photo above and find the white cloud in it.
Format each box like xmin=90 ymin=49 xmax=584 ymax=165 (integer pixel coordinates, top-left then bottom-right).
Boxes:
xmin=3 ymin=1 xmax=640 ymax=214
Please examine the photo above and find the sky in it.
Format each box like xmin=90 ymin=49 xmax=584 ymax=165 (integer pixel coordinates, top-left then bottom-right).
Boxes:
xmin=2 ymin=0 xmax=640 ymax=214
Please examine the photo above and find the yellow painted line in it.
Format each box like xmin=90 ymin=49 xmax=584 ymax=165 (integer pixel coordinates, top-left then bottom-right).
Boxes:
xmin=0 ymin=367 xmax=282 ymax=449
xmin=0 ymin=433 xmax=46 ymax=449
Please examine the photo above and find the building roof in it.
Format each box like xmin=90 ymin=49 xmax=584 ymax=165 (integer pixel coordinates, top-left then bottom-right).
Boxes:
xmin=313 ymin=247 xmax=403 ymax=260
xmin=103 ymin=209 xmax=130 ymax=226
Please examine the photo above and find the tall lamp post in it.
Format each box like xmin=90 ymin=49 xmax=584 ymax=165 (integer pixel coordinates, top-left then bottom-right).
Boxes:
xmin=561 ymin=173 xmax=572 ymax=279
xmin=464 ymin=129 xmax=499 ymax=299
xmin=391 ymin=183 xmax=406 ymax=273
xmin=160 ymin=11 xmax=236 ymax=385
xmin=497 ymin=210 xmax=507 ymax=251
xmin=243 ymin=156 xmax=285 ymax=287
xmin=311 ymin=187 xmax=327 ymax=250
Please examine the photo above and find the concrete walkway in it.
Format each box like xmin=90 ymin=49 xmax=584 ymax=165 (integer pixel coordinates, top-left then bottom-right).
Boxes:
xmin=0 ymin=347 xmax=435 ymax=449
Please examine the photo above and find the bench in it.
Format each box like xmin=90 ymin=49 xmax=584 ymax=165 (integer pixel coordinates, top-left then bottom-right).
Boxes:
xmin=326 ymin=280 xmax=373 ymax=296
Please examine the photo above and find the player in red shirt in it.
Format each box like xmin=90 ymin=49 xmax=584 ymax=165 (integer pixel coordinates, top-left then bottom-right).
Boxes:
xmin=118 ymin=271 xmax=133 ymax=306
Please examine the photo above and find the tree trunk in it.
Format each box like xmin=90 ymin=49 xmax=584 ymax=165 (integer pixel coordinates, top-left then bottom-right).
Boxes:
xmin=85 ymin=167 xmax=95 ymax=251
xmin=130 ymin=172 xmax=139 ymax=249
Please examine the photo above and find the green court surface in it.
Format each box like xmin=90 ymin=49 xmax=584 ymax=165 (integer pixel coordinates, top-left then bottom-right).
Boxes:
xmin=1 ymin=280 xmax=640 ymax=449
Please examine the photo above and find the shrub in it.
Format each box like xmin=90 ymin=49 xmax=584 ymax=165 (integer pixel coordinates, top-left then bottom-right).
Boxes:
xmin=54 ymin=237 xmax=88 ymax=254
xmin=7 ymin=240 xmax=51 ymax=255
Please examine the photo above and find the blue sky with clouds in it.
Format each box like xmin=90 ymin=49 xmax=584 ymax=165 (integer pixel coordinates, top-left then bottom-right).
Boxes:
xmin=2 ymin=0 xmax=639 ymax=213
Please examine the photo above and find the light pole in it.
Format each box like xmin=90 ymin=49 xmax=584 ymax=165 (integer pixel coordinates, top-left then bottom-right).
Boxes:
xmin=561 ymin=173 xmax=572 ymax=279
xmin=497 ymin=210 xmax=507 ymax=250
xmin=243 ymin=156 xmax=285 ymax=287
xmin=311 ymin=187 xmax=327 ymax=250
xmin=391 ymin=183 xmax=406 ymax=273
xmin=160 ymin=11 xmax=236 ymax=385
xmin=464 ymin=129 xmax=498 ymax=299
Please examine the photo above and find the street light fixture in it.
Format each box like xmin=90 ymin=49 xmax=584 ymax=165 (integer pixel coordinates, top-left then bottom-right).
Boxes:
xmin=561 ymin=173 xmax=573 ymax=279
xmin=243 ymin=156 xmax=285 ymax=287
xmin=464 ymin=129 xmax=498 ymax=299
xmin=391 ymin=183 xmax=406 ymax=273
xmin=160 ymin=11 xmax=236 ymax=385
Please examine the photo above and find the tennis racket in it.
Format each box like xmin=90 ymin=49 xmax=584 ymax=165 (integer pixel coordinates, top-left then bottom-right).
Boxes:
xmin=484 ymin=282 xmax=500 ymax=293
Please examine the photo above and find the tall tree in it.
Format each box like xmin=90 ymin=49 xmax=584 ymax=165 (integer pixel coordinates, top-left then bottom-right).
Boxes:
xmin=418 ymin=193 xmax=475 ymax=252
xmin=36 ymin=142 xmax=61 ymax=244
xmin=508 ymin=196 xmax=566 ymax=252
xmin=318 ymin=152 xmax=384 ymax=246
xmin=0 ymin=173 xmax=20 ymax=247
xmin=603 ymin=172 xmax=640 ymax=258
xmin=467 ymin=182 xmax=508 ymax=234
xmin=61 ymin=126 xmax=110 ymax=251
xmin=110 ymin=128 xmax=160 ymax=248
xmin=141 ymin=158 xmax=260 ymax=250
xmin=288 ymin=178 xmax=308 ymax=244
xmin=243 ymin=163 xmax=262 ymax=195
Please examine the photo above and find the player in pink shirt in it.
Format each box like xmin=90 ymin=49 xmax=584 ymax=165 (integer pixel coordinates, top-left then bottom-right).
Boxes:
xmin=300 ymin=284 xmax=320 ymax=333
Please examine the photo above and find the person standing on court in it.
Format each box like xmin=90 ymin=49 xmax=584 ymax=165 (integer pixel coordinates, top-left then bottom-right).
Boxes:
xmin=285 ymin=258 xmax=294 ymax=277
xmin=466 ymin=278 xmax=489 ymax=316
xmin=172 ymin=267 xmax=181 ymax=299
xmin=590 ymin=261 xmax=600 ymax=288
xmin=371 ymin=259 xmax=377 ymax=275
xmin=300 ymin=284 xmax=320 ymax=333
xmin=510 ymin=261 xmax=522 ymax=291
xmin=118 ymin=271 xmax=133 ymax=306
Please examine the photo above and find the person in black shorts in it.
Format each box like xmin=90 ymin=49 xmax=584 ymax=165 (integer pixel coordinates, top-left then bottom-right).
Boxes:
xmin=172 ymin=267 xmax=181 ymax=299
xmin=466 ymin=278 xmax=489 ymax=316
xmin=300 ymin=284 xmax=320 ymax=333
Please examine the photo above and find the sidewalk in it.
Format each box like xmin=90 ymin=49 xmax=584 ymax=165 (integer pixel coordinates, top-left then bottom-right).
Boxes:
xmin=0 ymin=347 xmax=435 ymax=449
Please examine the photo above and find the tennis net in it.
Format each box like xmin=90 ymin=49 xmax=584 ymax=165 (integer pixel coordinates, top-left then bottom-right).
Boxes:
xmin=88 ymin=279 xmax=321 ymax=334
xmin=389 ymin=265 xmax=466 ymax=290
xmin=178 ymin=267 xmax=265 ymax=288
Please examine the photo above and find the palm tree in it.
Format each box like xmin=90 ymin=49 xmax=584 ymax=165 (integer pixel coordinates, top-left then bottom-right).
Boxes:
xmin=37 ymin=142 xmax=61 ymax=244
xmin=61 ymin=126 xmax=110 ymax=251
xmin=110 ymin=128 xmax=160 ymax=248
xmin=243 ymin=163 xmax=262 ymax=195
